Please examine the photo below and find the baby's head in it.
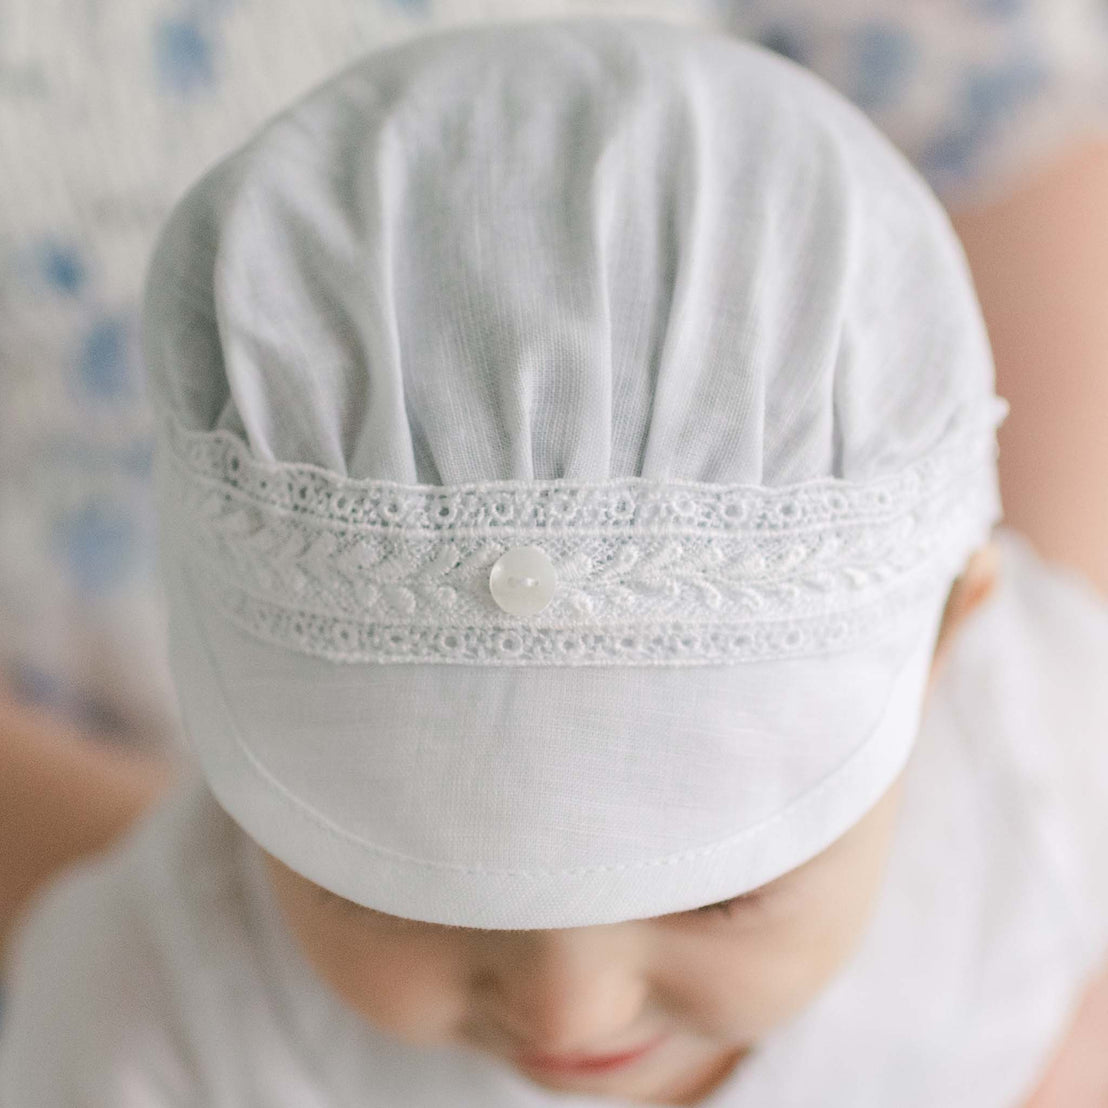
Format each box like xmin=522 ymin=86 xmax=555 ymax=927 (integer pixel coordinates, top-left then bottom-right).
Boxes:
xmin=143 ymin=19 xmax=1006 ymax=1106
xmin=257 ymin=547 xmax=995 ymax=1107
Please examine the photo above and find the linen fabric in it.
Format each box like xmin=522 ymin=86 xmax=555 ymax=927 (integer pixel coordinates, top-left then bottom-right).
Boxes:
xmin=142 ymin=19 xmax=1004 ymax=928
xmin=4 ymin=530 xmax=1107 ymax=1108
xmin=6 ymin=0 xmax=1106 ymax=759
xmin=7 ymin=0 xmax=1106 ymax=759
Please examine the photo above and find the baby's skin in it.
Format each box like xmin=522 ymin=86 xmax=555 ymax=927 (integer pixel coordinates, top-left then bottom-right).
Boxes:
xmin=261 ymin=549 xmax=999 ymax=1106
xmin=263 ymin=779 xmax=906 ymax=1106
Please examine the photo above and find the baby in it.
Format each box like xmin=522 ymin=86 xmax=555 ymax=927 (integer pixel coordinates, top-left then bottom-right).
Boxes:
xmin=3 ymin=18 xmax=1108 ymax=1108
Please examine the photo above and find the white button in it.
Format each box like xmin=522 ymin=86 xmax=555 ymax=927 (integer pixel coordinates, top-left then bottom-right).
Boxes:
xmin=489 ymin=545 xmax=556 ymax=617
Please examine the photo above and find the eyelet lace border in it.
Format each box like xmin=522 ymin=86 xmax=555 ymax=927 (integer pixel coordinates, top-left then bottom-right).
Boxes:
xmin=157 ymin=402 xmax=1006 ymax=665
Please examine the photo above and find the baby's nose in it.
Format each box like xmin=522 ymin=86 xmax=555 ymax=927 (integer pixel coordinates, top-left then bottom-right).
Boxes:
xmin=477 ymin=929 xmax=649 ymax=1054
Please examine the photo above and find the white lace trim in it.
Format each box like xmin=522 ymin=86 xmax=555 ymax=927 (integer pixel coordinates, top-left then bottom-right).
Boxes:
xmin=157 ymin=404 xmax=1006 ymax=665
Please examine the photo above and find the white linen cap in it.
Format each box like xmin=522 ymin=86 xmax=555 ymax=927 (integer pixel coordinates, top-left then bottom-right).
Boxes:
xmin=143 ymin=18 xmax=1006 ymax=929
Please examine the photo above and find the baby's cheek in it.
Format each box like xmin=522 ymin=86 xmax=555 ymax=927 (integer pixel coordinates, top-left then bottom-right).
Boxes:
xmin=662 ymin=924 xmax=845 ymax=1041
xmin=730 ymin=907 xmax=874 ymax=1028
xmin=328 ymin=937 xmax=469 ymax=1044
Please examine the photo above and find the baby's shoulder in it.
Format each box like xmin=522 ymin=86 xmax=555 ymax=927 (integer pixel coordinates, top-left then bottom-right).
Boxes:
xmin=949 ymin=526 xmax=1108 ymax=711
xmin=0 ymin=778 xmax=246 ymax=1106
xmin=949 ymin=527 xmax=1108 ymax=944
xmin=995 ymin=526 xmax=1108 ymax=651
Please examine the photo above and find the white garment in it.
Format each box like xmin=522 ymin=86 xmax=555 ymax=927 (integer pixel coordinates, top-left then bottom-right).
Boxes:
xmin=2 ymin=528 xmax=1106 ymax=1108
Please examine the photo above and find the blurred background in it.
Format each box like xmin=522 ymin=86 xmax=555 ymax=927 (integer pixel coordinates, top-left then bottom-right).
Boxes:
xmin=3 ymin=0 xmax=1108 ymax=978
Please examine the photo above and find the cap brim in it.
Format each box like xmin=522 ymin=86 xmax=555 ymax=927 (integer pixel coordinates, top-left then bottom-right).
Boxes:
xmin=166 ymin=548 xmax=943 ymax=929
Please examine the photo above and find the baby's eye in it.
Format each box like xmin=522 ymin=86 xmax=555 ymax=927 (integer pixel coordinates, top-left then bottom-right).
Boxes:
xmin=691 ymin=889 xmax=766 ymax=918
xmin=314 ymin=888 xmax=473 ymax=931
